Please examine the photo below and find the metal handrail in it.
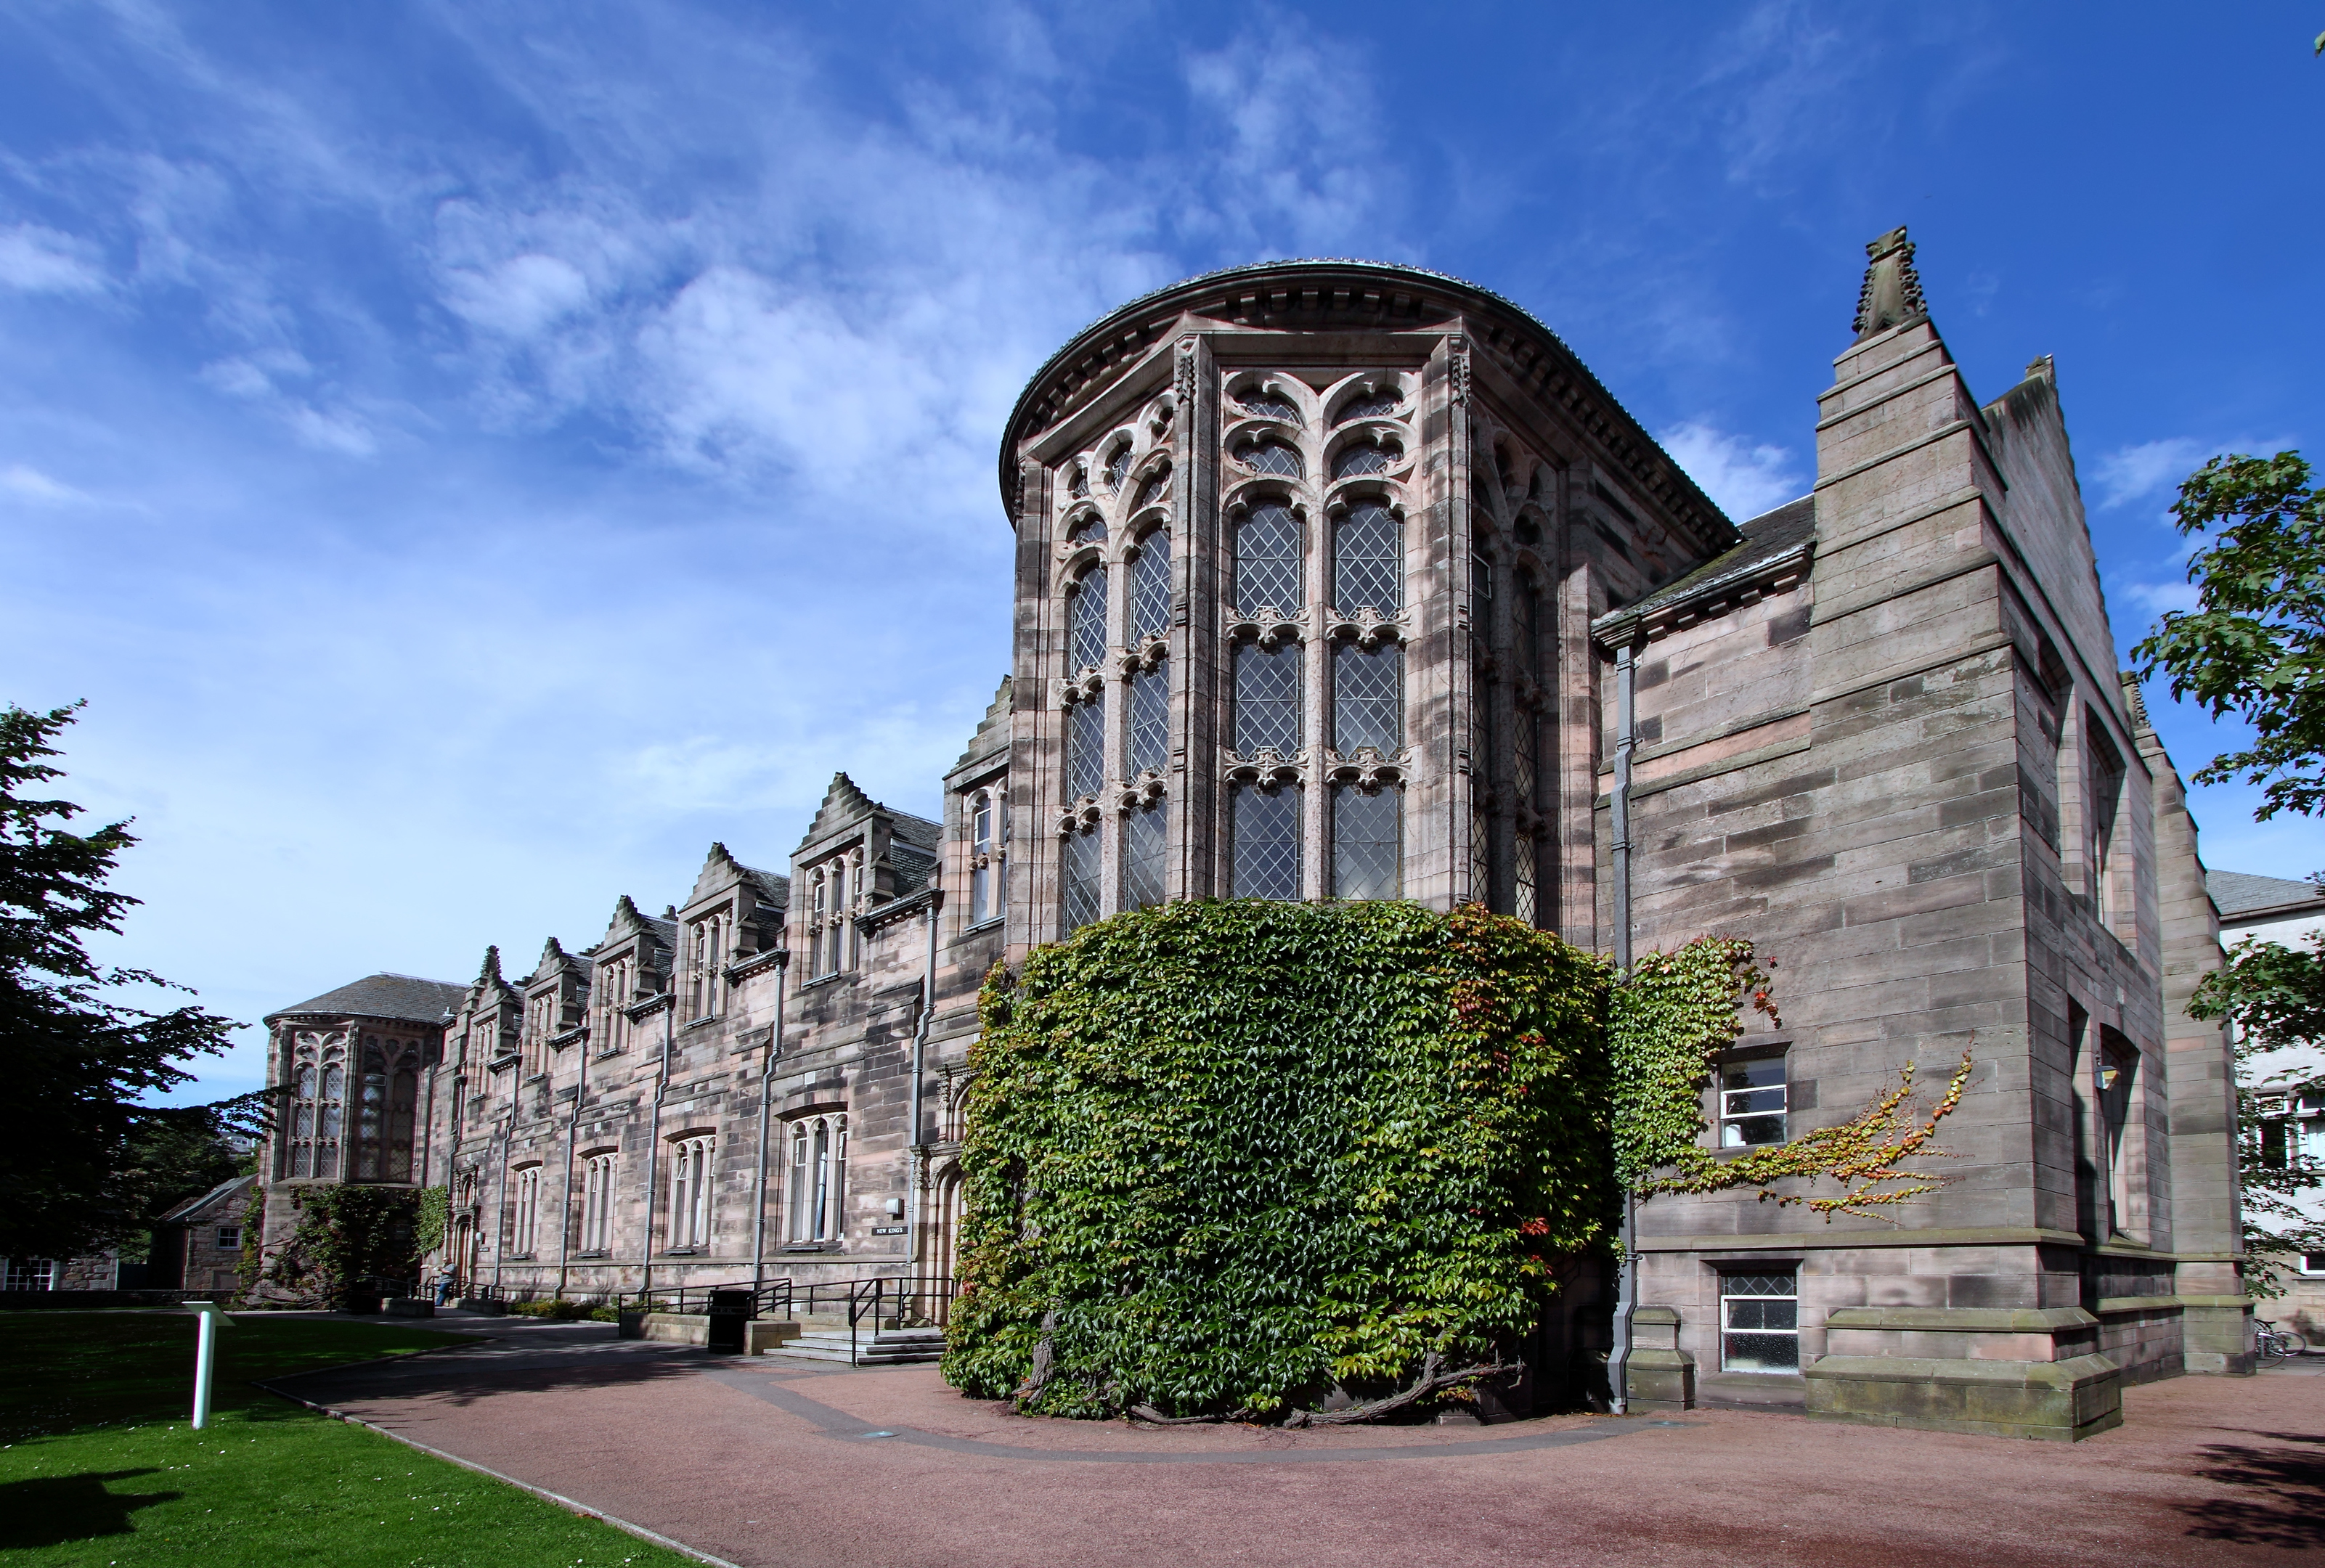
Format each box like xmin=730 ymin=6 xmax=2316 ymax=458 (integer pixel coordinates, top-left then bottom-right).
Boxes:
xmin=616 ymin=1273 xmax=956 ymax=1359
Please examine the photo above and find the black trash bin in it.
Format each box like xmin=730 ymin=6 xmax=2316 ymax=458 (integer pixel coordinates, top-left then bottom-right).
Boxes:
xmin=706 ymin=1289 xmax=750 ymax=1354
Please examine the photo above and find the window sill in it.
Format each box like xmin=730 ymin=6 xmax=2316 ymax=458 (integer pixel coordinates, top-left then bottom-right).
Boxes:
xmin=682 ymin=1016 xmax=721 ymax=1031
xmin=572 ymin=1251 xmax=610 ymax=1260
xmin=779 ymin=1244 xmax=834 ymax=1254
xmin=798 ymin=973 xmax=854 ymax=992
xmin=961 ymin=917 xmax=1004 ymax=936
xmin=662 ymin=1247 xmax=701 ymax=1257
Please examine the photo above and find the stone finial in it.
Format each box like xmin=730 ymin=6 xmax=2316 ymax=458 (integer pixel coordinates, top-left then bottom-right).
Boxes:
xmin=1852 ymin=226 xmax=1929 ymax=341
xmin=2025 ymin=354 xmax=2056 ymax=384
xmin=477 ymin=944 xmax=502 ymax=983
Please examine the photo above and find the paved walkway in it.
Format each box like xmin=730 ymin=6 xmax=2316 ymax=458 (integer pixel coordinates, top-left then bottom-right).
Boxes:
xmin=272 ymin=1315 xmax=2325 ymax=1568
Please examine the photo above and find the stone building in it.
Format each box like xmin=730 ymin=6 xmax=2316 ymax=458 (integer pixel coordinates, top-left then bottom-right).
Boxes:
xmin=253 ymin=231 xmax=2252 ymax=1437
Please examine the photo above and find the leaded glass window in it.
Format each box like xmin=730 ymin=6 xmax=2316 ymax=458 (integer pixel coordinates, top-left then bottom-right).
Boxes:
xmin=1720 ymin=1271 xmax=1799 ymax=1373
xmin=1514 ymin=833 xmax=1538 ymax=927
xmin=1129 ymin=661 xmax=1169 ymax=775
xmin=1237 ymin=389 xmax=1302 ymax=425
xmin=1332 ymin=787 xmax=1399 ymax=900
xmin=1332 ymin=441 xmax=1396 ymax=479
xmin=1232 ymin=784 xmax=1302 ymax=900
xmin=1515 ymin=571 xmax=1542 ymax=683
xmin=1470 ymin=801 xmax=1490 ymax=907
xmin=1067 ymin=697 xmax=1106 ymax=801
xmin=1062 ymin=825 xmax=1102 ymax=931
xmin=1515 ymin=705 xmax=1539 ymax=806
xmin=1106 ymin=443 xmax=1133 ymax=490
xmin=1234 ymin=641 xmax=1301 ymax=755
xmin=1335 ymin=387 xmax=1398 ymax=422
xmin=1133 ymin=469 xmax=1168 ymax=513
xmin=1069 ymin=515 xmax=1107 ymax=547
xmin=1332 ymin=641 xmax=1401 ymax=754
xmin=1237 ymin=440 xmax=1303 ymax=478
xmin=1332 ymin=503 xmax=1400 ymax=613
xmin=1069 ymin=565 xmax=1108 ymax=672
xmin=1123 ymin=799 xmax=1166 ymax=910
xmin=1235 ymin=504 xmax=1303 ymax=613
xmin=1131 ymin=529 xmax=1171 ymax=641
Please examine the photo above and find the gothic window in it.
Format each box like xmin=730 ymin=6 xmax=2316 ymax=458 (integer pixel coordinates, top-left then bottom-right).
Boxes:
xmin=1332 ymin=503 xmax=1400 ymax=614
xmin=1237 ymin=388 xmax=1302 ymax=425
xmin=289 ymin=1063 xmax=319 ymax=1177
xmin=1068 ymin=515 xmax=1107 ymax=547
xmin=387 ymin=1060 xmax=418 ymax=1181
xmin=1105 ymin=441 xmax=1133 ymax=491
xmin=669 ymin=1135 xmax=714 ymax=1251
xmin=1233 ymin=641 xmax=1301 ymax=755
xmin=353 ymin=1042 xmax=397 ymax=1180
xmin=1335 ymin=386 xmax=1399 ymax=422
xmin=1330 ymin=441 xmax=1398 ymax=479
xmin=1132 ymin=468 xmax=1168 ymax=514
xmin=1332 ymin=642 xmax=1401 ymax=755
xmin=1235 ymin=438 xmax=1303 ymax=478
xmin=580 ymin=1153 xmax=616 ymax=1253
xmin=1470 ymin=800 xmax=1491 ymax=908
xmin=1235 ymin=503 xmax=1303 ymax=613
xmin=1123 ymin=799 xmax=1166 ymax=910
xmin=317 ymin=1062 xmax=343 ymax=1175
xmin=1129 ymin=662 xmax=1169 ymax=776
xmin=1061 ymin=822 xmax=1102 ymax=932
xmin=1067 ymin=696 xmax=1106 ymax=801
xmin=789 ymin=1115 xmax=846 ymax=1244
xmin=1231 ymin=783 xmax=1302 ymax=900
xmin=1068 ymin=465 xmax=1089 ymax=498
xmin=511 ymin=1165 xmax=542 ymax=1257
xmin=1332 ymin=786 xmax=1400 ymax=900
xmin=1130 ymin=529 xmax=1171 ymax=642
xmin=1514 ymin=831 xmax=1539 ymax=927
xmin=968 ymin=790 xmax=998 ymax=927
xmin=598 ymin=956 xmax=631 ymax=1051
xmin=688 ymin=912 xmax=728 ymax=1019
xmin=2087 ymin=714 xmax=2126 ymax=931
xmin=808 ymin=873 xmax=830 ymax=979
xmin=1515 ymin=570 xmax=1543 ymax=683
xmin=1069 ymin=566 xmax=1109 ymax=672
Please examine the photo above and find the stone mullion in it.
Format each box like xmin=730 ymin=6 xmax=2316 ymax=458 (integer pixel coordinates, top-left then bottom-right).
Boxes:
xmin=1554 ymin=463 xmax=1598 ymax=949
xmin=1170 ymin=335 xmax=1216 ymax=903
xmin=1444 ymin=330 xmax=1478 ymax=907
xmin=1099 ymin=543 xmax=1130 ymax=917
xmin=1008 ymin=457 xmax=1056 ymax=955
xmin=1302 ymin=404 xmax=1330 ymax=901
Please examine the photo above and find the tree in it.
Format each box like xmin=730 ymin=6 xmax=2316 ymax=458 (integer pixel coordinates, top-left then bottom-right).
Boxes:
xmin=0 ymin=702 xmax=261 ymax=1261
xmin=2187 ymin=934 xmax=2325 ymax=1292
xmin=2133 ymin=452 xmax=2325 ymax=821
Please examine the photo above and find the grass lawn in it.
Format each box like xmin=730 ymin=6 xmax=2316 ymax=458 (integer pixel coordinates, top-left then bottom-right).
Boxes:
xmin=0 ymin=1312 xmax=700 ymax=1567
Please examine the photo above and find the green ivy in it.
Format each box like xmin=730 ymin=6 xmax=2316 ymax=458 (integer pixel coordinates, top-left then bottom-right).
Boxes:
xmin=233 ymin=1188 xmax=266 ymax=1302
xmin=412 ymin=1184 xmax=449 ymax=1256
xmin=1608 ymin=938 xmax=1772 ymax=1187
xmin=942 ymin=900 xmax=1613 ymax=1421
xmin=260 ymin=1185 xmax=423 ymax=1309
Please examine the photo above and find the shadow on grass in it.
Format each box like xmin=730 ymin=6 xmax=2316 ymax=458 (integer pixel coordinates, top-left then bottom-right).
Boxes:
xmin=2180 ymin=1430 xmax=2325 ymax=1548
xmin=267 ymin=1334 xmax=707 ymax=1410
xmin=0 ymin=1471 xmax=179 ymax=1548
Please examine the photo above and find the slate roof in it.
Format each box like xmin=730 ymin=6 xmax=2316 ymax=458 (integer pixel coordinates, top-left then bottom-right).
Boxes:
xmin=891 ymin=841 xmax=940 ymax=893
xmin=265 ymin=972 xmax=468 ymax=1025
xmin=158 ymin=1173 xmax=256 ymax=1226
xmin=2208 ymin=869 xmax=2325 ymax=921
xmin=1613 ymin=493 xmax=1817 ymax=626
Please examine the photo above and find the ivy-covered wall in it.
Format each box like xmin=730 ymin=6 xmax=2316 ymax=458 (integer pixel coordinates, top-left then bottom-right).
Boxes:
xmin=942 ymin=900 xmax=1613 ymax=1422
xmin=258 ymin=1185 xmax=423 ymax=1309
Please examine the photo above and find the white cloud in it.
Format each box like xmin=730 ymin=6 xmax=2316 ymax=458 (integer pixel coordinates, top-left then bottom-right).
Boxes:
xmin=2117 ymin=579 xmax=2201 ymax=616
xmin=1658 ymin=420 xmax=1804 ymax=521
xmin=0 ymin=222 xmax=107 ymax=293
xmin=284 ymin=404 xmax=378 ymax=457
xmin=2090 ymin=434 xmax=2301 ymax=511
xmin=1 ymin=464 xmax=96 ymax=505
xmin=441 ymin=252 xmax=593 ymax=338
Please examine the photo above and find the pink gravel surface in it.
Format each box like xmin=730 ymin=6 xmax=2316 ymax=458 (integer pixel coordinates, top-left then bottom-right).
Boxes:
xmin=274 ymin=1317 xmax=2324 ymax=1568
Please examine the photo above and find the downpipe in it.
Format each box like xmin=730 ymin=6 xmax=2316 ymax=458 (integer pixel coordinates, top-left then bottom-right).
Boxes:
xmin=752 ymin=952 xmax=789 ymax=1293
xmin=907 ymin=884 xmax=942 ymax=1277
xmin=639 ymin=990 xmax=674 ymax=1302
xmin=1605 ymin=638 xmax=1639 ymax=1416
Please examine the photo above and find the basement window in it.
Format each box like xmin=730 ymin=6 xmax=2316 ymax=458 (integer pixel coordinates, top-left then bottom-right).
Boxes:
xmin=1720 ymin=1270 xmax=1799 ymax=1373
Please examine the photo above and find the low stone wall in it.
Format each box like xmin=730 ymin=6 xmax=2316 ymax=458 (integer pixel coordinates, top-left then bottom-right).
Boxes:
xmin=639 ymin=1312 xmax=801 ymax=1355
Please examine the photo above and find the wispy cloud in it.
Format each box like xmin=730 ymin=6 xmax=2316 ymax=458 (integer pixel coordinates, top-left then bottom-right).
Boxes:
xmin=1659 ymin=420 xmax=1805 ymax=520
xmin=1 ymin=463 xmax=97 ymax=505
xmin=0 ymin=222 xmax=107 ymax=293
xmin=2090 ymin=434 xmax=2300 ymax=511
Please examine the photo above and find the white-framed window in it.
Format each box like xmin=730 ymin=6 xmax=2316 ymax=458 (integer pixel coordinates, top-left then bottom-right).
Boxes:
xmin=788 ymin=1114 xmax=847 ymax=1244
xmin=510 ymin=1165 xmax=542 ymax=1257
xmin=216 ymin=1226 xmax=240 ymax=1251
xmin=4 ymin=1258 xmax=57 ymax=1291
xmin=1719 ymin=1049 xmax=1789 ymax=1147
xmin=1719 ymin=1270 xmax=1800 ymax=1373
xmin=2300 ymin=1251 xmax=2325 ymax=1276
xmin=669 ymin=1135 xmax=714 ymax=1251
xmin=968 ymin=790 xmax=999 ymax=927
xmin=580 ymin=1152 xmax=616 ymax=1253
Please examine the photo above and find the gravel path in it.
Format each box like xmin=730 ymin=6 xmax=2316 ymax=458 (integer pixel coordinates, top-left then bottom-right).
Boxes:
xmin=269 ymin=1315 xmax=2325 ymax=1568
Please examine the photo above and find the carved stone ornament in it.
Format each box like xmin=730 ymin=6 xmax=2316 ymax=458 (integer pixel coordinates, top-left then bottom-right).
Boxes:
xmin=1176 ymin=338 xmax=1198 ymax=404
xmin=1056 ymin=669 xmax=1107 ymax=707
xmin=1323 ymin=607 xmax=1410 ymax=650
xmin=1056 ymin=799 xmax=1104 ymax=834
xmin=1117 ymin=769 xmax=1167 ymax=810
xmin=1223 ymin=606 xmax=1306 ymax=649
xmin=1325 ymin=747 xmax=1409 ymax=790
xmin=1115 ymin=636 xmax=1169 ymax=675
xmin=1224 ymin=747 xmax=1307 ymax=786
xmin=1853 ymin=226 xmax=1928 ymax=341
xmin=1450 ymin=343 xmax=1471 ymax=407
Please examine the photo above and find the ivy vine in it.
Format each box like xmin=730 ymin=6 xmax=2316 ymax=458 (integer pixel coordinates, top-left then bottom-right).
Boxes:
xmin=258 ymin=1184 xmax=423 ymax=1308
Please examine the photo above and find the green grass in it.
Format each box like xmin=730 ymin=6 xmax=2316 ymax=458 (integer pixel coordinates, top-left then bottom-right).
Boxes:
xmin=0 ymin=1314 xmax=699 ymax=1567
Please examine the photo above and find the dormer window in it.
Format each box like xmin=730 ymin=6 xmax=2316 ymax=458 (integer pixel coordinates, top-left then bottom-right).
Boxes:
xmin=597 ymin=955 xmax=632 ymax=1051
xmin=969 ymin=790 xmax=1000 ymax=927
xmin=688 ymin=910 xmax=728 ymax=1020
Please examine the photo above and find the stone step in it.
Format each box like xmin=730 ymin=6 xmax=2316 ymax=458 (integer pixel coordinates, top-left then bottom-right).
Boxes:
xmin=767 ymin=1326 xmax=946 ymax=1365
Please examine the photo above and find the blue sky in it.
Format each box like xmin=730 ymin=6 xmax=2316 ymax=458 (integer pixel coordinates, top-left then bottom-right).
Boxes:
xmin=3 ymin=1 xmax=2319 ymax=1101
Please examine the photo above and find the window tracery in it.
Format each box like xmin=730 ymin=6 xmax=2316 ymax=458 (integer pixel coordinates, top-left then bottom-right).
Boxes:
xmin=1129 ymin=528 xmax=1170 ymax=643
xmin=1235 ymin=438 xmax=1303 ymax=478
xmin=597 ymin=955 xmax=632 ymax=1050
xmin=1235 ymin=388 xmax=1303 ymax=425
xmin=1231 ymin=783 xmax=1302 ymax=899
xmin=283 ymin=1031 xmax=347 ymax=1179
xmin=1234 ymin=504 xmax=1303 ymax=613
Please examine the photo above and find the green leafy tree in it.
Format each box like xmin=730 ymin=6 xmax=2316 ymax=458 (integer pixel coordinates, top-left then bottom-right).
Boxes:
xmin=0 ymin=702 xmax=260 ymax=1261
xmin=2188 ymin=934 xmax=2325 ymax=1294
xmin=2133 ymin=452 xmax=2325 ymax=820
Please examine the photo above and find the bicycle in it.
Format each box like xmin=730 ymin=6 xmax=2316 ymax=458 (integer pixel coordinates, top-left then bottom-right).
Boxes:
xmin=2256 ymin=1319 xmax=2310 ymax=1360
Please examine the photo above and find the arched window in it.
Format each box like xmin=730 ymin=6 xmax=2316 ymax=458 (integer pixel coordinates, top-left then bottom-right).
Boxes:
xmin=1335 ymin=385 xmax=1399 ymax=423
xmin=599 ymin=956 xmax=630 ymax=1051
xmin=1069 ymin=566 xmax=1109 ymax=671
xmin=809 ymin=874 xmax=829 ymax=979
xmin=387 ymin=1066 xmax=418 ymax=1181
xmin=1061 ymin=822 xmax=1101 ymax=931
xmin=1123 ymin=798 xmax=1167 ymax=911
xmin=512 ymin=1165 xmax=542 ymax=1256
xmin=1332 ymin=787 xmax=1400 ymax=900
xmin=1067 ymin=695 xmax=1105 ymax=801
xmin=1331 ymin=441 xmax=1397 ymax=479
xmin=1129 ymin=529 xmax=1170 ymax=642
xmin=669 ymin=1135 xmax=714 ymax=1251
xmin=1067 ymin=515 xmax=1107 ymax=547
xmin=1235 ymin=439 xmax=1303 ymax=478
xmin=1128 ymin=660 xmax=1168 ymax=777
xmin=1233 ymin=641 xmax=1300 ymax=755
xmin=1132 ymin=468 xmax=1168 ymax=514
xmin=1234 ymin=504 xmax=1303 ymax=613
xmin=969 ymin=790 xmax=998 ymax=927
xmin=289 ymin=1063 xmax=319 ymax=1177
xmin=1332 ymin=642 xmax=1401 ymax=756
xmin=1105 ymin=441 xmax=1133 ymax=491
xmin=1237 ymin=388 xmax=1303 ymax=425
xmin=580 ymin=1153 xmax=616 ymax=1253
xmin=788 ymin=1116 xmax=846 ymax=1243
xmin=1231 ymin=783 xmax=1302 ymax=900
xmin=1332 ymin=503 xmax=1401 ymax=614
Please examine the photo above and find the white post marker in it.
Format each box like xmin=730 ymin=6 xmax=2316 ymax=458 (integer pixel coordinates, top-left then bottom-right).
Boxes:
xmin=184 ymin=1300 xmax=236 ymax=1430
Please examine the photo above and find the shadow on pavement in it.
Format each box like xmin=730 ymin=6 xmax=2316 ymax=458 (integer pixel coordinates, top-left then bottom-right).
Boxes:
xmin=0 ymin=1471 xmax=180 ymax=1548
xmin=2180 ymin=1431 xmax=2325 ymax=1549
xmin=269 ymin=1327 xmax=707 ymax=1411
